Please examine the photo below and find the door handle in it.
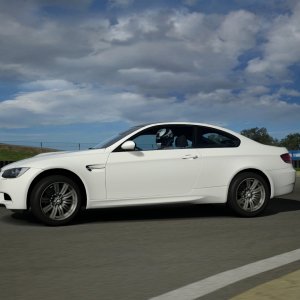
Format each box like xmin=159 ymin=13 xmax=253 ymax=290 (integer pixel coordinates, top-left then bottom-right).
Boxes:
xmin=182 ymin=155 xmax=198 ymax=160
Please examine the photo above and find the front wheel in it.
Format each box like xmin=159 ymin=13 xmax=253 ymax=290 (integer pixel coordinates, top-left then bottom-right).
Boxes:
xmin=30 ymin=175 xmax=82 ymax=226
xmin=227 ymin=172 xmax=270 ymax=217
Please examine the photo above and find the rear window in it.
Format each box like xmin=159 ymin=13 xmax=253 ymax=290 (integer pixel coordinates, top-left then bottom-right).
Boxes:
xmin=195 ymin=127 xmax=240 ymax=148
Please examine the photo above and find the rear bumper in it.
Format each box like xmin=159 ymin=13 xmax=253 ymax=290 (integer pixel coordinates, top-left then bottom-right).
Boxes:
xmin=268 ymin=168 xmax=296 ymax=197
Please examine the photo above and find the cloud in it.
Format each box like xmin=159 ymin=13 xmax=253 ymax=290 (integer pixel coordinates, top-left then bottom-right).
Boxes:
xmin=246 ymin=3 xmax=300 ymax=78
xmin=21 ymin=80 xmax=76 ymax=91
xmin=278 ymin=88 xmax=300 ymax=97
xmin=0 ymin=80 xmax=299 ymax=132
xmin=108 ymin=0 xmax=135 ymax=8
xmin=0 ymin=7 xmax=259 ymax=88
xmin=0 ymin=1 xmax=299 ymax=134
xmin=50 ymin=9 xmax=259 ymax=97
xmin=216 ymin=10 xmax=259 ymax=56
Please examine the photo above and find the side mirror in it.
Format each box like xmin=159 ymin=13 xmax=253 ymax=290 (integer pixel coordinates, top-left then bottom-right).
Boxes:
xmin=121 ymin=140 xmax=136 ymax=151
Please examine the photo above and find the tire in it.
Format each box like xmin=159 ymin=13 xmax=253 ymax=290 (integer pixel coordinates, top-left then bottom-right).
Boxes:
xmin=227 ymin=172 xmax=270 ymax=217
xmin=30 ymin=175 xmax=82 ymax=226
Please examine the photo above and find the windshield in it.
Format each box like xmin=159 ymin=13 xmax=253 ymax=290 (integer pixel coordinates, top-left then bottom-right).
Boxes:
xmin=92 ymin=125 xmax=144 ymax=149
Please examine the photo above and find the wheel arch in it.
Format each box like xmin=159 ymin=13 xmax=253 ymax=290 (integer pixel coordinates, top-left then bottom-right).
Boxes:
xmin=227 ymin=168 xmax=274 ymax=200
xmin=27 ymin=168 xmax=87 ymax=209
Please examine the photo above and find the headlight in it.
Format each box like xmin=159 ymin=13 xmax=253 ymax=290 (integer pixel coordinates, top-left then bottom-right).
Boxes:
xmin=2 ymin=168 xmax=30 ymax=178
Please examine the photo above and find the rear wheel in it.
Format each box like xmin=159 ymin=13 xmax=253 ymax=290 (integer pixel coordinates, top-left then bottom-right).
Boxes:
xmin=227 ymin=172 xmax=270 ymax=217
xmin=30 ymin=175 xmax=82 ymax=226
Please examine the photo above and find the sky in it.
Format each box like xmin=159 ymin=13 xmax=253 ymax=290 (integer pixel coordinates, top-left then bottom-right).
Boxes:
xmin=0 ymin=0 xmax=300 ymax=148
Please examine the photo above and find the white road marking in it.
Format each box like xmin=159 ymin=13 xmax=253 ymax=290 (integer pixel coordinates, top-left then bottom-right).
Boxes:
xmin=149 ymin=248 xmax=300 ymax=300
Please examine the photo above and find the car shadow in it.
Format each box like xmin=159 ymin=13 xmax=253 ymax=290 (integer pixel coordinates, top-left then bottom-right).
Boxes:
xmin=4 ymin=204 xmax=229 ymax=226
xmin=75 ymin=203 xmax=231 ymax=224
xmin=75 ymin=197 xmax=300 ymax=224
xmin=3 ymin=197 xmax=300 ymax=226
xmin=263 ymin=197 xmax=300 ymax=216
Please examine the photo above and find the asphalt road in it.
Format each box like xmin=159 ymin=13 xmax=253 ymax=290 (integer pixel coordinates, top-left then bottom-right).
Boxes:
xmin=0 ymin=178 xmax=299 ymax=300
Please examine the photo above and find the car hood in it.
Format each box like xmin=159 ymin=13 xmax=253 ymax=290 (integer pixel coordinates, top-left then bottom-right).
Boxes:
xmin=1 ymin=148 xmax=107 ymax=171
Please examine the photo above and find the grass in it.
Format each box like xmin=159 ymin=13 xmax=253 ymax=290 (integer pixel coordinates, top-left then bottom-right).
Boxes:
xmin=296 ymin=168 xmax=300 ymax=171
xmin=0 ymin=144 xmax=56 ymax=161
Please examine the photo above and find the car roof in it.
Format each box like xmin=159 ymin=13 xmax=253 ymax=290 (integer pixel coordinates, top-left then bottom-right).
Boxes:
xmin=136 ymin=122 xmax=239 ymax=134
xmin=137 ymin=121 xmax=226 ymax=127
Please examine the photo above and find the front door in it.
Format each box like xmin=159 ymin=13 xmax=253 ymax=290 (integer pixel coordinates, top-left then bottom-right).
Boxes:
xmin=106 ymin=125 xmax=201 ymax=200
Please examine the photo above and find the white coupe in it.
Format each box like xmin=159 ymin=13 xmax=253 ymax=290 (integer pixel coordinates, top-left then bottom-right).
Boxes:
xmin=0 ymin=122 xmax=296 ymax=225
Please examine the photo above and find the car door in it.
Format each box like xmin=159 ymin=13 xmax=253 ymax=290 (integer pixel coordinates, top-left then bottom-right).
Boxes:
xmin=105 ymin=125 xmax=201 ymax=200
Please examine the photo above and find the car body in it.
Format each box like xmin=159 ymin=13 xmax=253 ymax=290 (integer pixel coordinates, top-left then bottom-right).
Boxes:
xmin=0 ymin=122 xmax=296 ymax=225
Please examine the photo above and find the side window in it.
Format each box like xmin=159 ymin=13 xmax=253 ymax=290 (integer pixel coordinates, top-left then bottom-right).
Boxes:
xmin=133 ymin=133 xmax=157 ymax=150
xmin=196 ymin=127 xmax=240 ymax=148
xmin=128 ymin=125 xmax=194 ymax=151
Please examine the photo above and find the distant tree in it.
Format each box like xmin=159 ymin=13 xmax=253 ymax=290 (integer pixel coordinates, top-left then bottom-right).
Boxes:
xmin=280 ymin=133 xmax=300 ymax=150
xmin=240 ymin=127 xmax=278 ymax=145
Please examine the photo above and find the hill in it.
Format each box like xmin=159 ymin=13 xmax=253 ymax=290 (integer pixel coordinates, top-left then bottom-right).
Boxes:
xmin=0 ymin=143 xmax=57 ymax=161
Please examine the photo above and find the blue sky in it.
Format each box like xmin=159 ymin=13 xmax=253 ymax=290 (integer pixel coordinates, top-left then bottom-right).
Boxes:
xmin=0 ymin=0 xmax=300 ymax=148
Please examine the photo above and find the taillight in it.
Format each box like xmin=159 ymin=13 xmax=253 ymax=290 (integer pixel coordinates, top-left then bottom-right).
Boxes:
xmin=280 ymin=153 xmax=292 ymax=164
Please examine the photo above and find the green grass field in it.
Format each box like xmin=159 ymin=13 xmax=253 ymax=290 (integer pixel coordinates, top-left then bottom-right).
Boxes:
xmin=0 ymin=144 xmax=56 ymax=161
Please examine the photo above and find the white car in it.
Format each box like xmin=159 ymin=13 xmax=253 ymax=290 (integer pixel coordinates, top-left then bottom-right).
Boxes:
xmin=0 ymin=122 xmax=296 ymax=225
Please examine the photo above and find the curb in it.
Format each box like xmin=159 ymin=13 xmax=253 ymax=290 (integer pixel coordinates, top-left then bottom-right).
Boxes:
xmin=231 ymin=269 xmax=300 ymax=300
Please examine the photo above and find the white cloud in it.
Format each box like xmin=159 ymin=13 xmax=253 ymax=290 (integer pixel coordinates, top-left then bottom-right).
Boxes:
xmin=21 ymin=80 xmax=76 ymax=91
xmin=0 ymin=7 xmax=259 ymax=89
xmin=0 ymin=80 xmax=299 ymax=131
xmin=246 ymin=3 xmax=300 ymax=78
xmin=216 ymin=10 xmax=259 ymax=56
xmin=278 ymin=88 xmax=300 ymax=97
xmin=108 ymin=0 xmax=135 ymax=8
xmin=167 ymin=11 xmax=207 ymax=40
xmin=50 ymin=9 xmax=259 ymax=96
xmin=104 ymin=12 xmax=159 ymax=42
xmin=117 ymin=68 xmax=203 ymax=94
xmin=0 ymin=2 xmax=299 ymax=134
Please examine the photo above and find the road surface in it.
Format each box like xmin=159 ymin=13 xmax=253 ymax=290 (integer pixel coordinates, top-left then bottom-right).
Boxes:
xmin=0 ymin=177 xmax=299 ymax=300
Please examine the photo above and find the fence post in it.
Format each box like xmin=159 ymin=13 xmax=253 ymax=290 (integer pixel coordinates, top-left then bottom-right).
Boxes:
xmin=40 ymin=142 xmax=43 ymax=150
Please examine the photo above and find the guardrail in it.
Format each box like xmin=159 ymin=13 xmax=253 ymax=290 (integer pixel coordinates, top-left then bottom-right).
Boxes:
xmin=1 ymin=141 xmax=95 ymax=151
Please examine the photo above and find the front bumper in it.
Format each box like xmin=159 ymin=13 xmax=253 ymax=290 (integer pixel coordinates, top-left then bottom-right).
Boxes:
xmin=0 ymin=168 xmax=43 ymax=210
